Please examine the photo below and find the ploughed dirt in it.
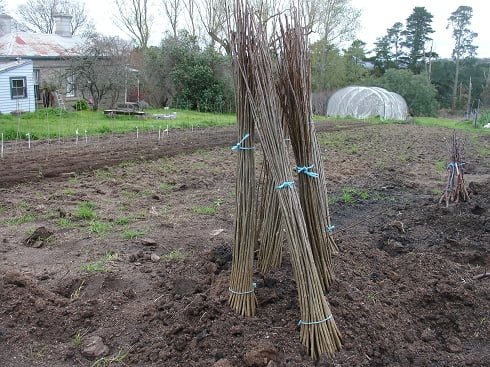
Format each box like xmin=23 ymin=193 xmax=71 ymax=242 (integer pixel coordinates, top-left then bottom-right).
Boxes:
xmin=0 ymin=121 xmax=489 ymax=367
xmin=0 ymin=122 xmax=366 ymax=188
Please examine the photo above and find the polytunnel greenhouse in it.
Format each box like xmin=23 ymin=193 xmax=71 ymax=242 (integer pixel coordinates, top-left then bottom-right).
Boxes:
xmin=326 ymin=86 xmax=408 ymax=120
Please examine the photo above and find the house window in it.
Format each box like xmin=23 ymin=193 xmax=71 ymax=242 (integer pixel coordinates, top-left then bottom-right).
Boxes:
xmin=33 ymin=69 xmax=40 ymax=100
xmin=10 ymin=77 xmax=27 ymax=99
xmin=66 ymin=73 xmax=75 ymax=97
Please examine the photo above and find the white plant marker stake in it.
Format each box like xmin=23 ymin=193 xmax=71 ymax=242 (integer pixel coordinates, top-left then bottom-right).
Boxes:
xmin=1 ymin=133 xmax=4 ymax=158
xmin=158 ymin=126 xmax=161 ymax=141
xmin=26 ymin=133 xmax=31 ymax=149
xmin=136 ymin=127 xmax=139 ymax=139
xmin=191 ymin=124 xmax=194 ymax=132
xmin=164 ymin=124 xmax=169 ymax=136
xmin=85 ymin=130 xmax=88 ymax=144
xmin=76 ymin=128 xmax=79 ymax=145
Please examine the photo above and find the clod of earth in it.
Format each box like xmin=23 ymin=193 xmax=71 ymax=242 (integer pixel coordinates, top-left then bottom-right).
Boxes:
xmin=23 ymin=226 xmax=53 ymax=248
xmin=81 ymin=335 xmax=110 ymax=359
xmin=243 ymin=343 xmax=280 ymax=367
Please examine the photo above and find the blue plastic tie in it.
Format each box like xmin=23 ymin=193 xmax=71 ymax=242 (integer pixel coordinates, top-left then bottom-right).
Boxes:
xmin=275 ymin=181 xmax=295 ymax=189
xmin=232 ymin=133 xmax=254 ymax=151
xmin=298 ymin=314 xmax=333 ymax=326
xmin=326 ymin=225 xmax=335 ymax=234
xmin=446 ymin=162 xmax=465 ymax=192
xmin=295 ymin=165 xmax=319 ymax=178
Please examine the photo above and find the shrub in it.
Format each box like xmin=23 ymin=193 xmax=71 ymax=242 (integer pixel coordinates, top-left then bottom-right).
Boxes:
xmin=367 ymin=69 xmax=439 ymax=116
xmin=166 ymin=32 xmax=234 ymax=113
xmin=73 ymin=99 xmax=89 ymax=111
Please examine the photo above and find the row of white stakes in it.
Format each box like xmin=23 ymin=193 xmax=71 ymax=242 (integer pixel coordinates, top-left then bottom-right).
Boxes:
xmin=0 ymin=125 xmax=176 ymax=158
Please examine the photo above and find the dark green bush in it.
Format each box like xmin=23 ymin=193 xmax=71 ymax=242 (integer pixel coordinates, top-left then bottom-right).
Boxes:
xmin=367 ymin=69 xmax=439 ymax=116
xmin=73 ymin=99 xmax=89 ymax=111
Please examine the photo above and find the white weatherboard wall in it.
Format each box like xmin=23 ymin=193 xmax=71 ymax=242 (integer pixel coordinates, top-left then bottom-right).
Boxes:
xmin=0 ymin=60 xmax=35 ymax=114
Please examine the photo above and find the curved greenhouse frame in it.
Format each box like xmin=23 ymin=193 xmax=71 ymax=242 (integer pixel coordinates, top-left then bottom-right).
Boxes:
xmin=326 ymin=86 xmax=408 ymax=120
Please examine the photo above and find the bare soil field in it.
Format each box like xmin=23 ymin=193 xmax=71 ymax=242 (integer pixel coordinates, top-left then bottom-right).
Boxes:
xmin=0 ymin=121 xmax=489 ymax=367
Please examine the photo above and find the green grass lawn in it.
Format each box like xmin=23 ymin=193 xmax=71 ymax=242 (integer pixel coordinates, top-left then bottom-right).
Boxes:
xmin=412 ymin=116 xmax=490 ymax=132
xmin=0 ymin=108 xmax=236 ymax=141
xmin=2 ymin=108 xmax=488 ymax=142
xmin=324 ymin=115 xmax=490 ymax=133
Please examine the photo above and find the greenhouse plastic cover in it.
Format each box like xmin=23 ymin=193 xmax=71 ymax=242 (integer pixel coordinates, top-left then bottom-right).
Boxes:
xmin=326 ymin=86 xmax=408 ymax=120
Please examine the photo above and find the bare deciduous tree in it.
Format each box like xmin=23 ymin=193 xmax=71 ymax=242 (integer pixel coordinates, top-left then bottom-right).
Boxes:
xmin=17 ymin=0 xmax=89 ymax=35
xmin=183 ymin=0 xmax=197 ymax=37
xmin=198 ymin=0 xmax=229 ymax=52
xmin=190 ymin=0 xmax=359 ymax=53
xmin=70 ymin=33 xmax=133 ymax=110
xmin=114 ymin=0 xmax=152 ymax=49
xmin=162 ymin=0 xmax=182 ymax=38
xmin=194 ymin=0 xmax=281 ymax=53
xmin=299 ymin=0 xmax=360 ymax=43
xmin=448 ymin=6 xmax=478 ymax=110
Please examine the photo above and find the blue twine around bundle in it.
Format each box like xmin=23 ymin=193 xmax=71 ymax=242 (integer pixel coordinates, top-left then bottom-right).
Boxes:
xmin=298 ymin=314 xmax=333 ymax=326
xmin=295 ymin=165 xmax=319 ymax=178
xmin=275 ymin=181 xmax=295 ymax=189
xmin=326 ymin=224 xmax=335 ymax=234
xmin=447 ymin=162 xmax=465 ymax=170
xmin=231 ymin=133 xmax=254 ymax=151
xmin=446 ymin=162 xmax=465 ymax=192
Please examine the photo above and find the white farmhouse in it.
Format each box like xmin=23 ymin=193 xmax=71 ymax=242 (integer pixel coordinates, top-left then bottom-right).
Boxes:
xmin=0 ymin=59 xmax=35 ymax=114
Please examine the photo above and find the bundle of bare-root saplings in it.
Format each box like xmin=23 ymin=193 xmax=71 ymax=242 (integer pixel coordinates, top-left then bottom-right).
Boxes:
xmin=440 ymin=131 xmax=470 ymax=206
xmin=228 ymin=1 xmax=341 ymax=359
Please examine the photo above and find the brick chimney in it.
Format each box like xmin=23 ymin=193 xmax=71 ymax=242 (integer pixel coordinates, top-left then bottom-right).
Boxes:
xmin=0 ymin=14 xmax=12 ymax=36
xmin=53 ymin=13 xmax=72 ymax=37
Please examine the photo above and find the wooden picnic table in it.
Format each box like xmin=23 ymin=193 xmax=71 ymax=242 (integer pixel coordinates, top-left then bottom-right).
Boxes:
xmin=103 ymin=109 xmax=146 ymax=116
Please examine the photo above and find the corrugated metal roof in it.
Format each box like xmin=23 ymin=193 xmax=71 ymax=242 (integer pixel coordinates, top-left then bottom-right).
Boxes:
xmin=0 ymin=59 xmax=32 ymax=73
xmin=0 ymin=32 xmax=83 ymax=58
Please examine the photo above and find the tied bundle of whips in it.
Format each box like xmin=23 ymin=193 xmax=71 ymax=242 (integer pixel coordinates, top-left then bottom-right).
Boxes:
xmin=256 ymin=97 xmax=290 ymax=274
xmin=440 ymin=131 xmax=470 ymax=207
xmin=228 ymin=7 xmax=257 ymax=317
xmin=276 ymin=13 xmax=337 ymax=292
xmin=257 ymin=161 xmax=284 ymax=273
xmin=230 ymin=1 xmax=341 ymax=358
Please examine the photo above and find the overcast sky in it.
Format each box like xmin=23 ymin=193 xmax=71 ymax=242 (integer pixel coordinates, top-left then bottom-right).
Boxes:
xmin=3 ymin=0 xmax=489 ymax=58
